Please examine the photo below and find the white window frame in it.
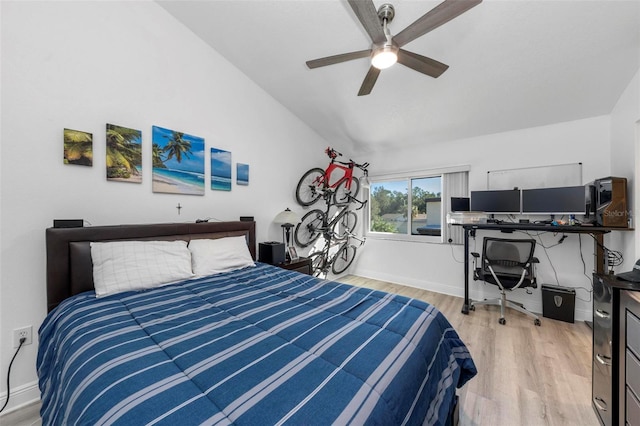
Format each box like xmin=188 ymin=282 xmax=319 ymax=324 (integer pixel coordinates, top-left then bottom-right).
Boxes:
xmin=364 ymin=165 xmax=470 ymax=244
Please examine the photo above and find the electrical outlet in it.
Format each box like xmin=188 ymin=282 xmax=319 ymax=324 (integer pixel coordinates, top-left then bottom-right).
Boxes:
xmin=13 ymin=325 xmax=32 ymax=348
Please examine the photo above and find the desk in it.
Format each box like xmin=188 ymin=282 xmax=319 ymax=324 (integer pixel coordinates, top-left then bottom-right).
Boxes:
xmin=455 ymin=223 xmax=626 ymax=314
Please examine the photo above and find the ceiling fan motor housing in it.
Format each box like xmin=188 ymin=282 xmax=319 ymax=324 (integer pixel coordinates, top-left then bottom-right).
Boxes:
xmin=377 ymin=4 xmax=395 ymax=24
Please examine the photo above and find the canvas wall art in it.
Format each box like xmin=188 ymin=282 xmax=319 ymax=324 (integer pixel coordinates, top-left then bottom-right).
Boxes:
xmin=152 ymin=125 xmax=205 ymax=195
xmin=106 ymin=124 xmax=142 ymax=183
xmin=63 ymin=128 xmax=93 ymax=166
xmin=237 ymin=163 xmax=249 ymax=186
xmin=211 ymin=147 xmax=232 ymax=191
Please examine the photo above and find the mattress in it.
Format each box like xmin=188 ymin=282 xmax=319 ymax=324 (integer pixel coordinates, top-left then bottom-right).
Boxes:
xmin=38 ymin=263 xmax=476 ymax=425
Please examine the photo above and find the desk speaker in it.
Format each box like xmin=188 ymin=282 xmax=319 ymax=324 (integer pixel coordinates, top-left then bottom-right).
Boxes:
xmin=259 ymin=242 xmax=285 ymax=265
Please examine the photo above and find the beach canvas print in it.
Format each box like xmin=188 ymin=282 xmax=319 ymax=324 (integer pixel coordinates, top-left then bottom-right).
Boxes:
xmin=211 ymin=148 xmax=232 ymax=191
xmin=106 ymin=124 xmax=142 ymax=183
xmin=237 ymin=163 xmax=249 ymax=186
xmin=152 ymin=125 xmax=205 ymax=195
xmin=64 ymin=128 xmax=93 ymax=166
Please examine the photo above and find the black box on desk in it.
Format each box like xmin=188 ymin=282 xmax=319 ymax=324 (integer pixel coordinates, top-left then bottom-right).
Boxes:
xmin=541 ymin=284 xmax=576 ymax=323
xmin=259 ymin=242 xmax=285 ymax=265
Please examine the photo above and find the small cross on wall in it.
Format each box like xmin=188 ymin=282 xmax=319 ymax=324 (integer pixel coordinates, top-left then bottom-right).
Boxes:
xmin=176 ymin=203 xmax=182 ymax=215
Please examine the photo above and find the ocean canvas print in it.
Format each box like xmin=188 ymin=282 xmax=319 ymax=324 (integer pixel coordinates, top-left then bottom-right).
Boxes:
xmin=152 ymin=125 xmax=205 ymax=195
xmin=211 ymin=147 xmax=232 ymax=191
xmin=106 ymin=124 xmax=142 ymax=183
xmin=237 ymin=163 xmax=249 ymax=186
xmin=64 ymin=128 xmax=93 ymax=166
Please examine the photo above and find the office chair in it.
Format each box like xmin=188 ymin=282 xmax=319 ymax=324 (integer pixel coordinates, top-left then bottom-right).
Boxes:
xmin=471 ymin=237 xmax=541 ymax=326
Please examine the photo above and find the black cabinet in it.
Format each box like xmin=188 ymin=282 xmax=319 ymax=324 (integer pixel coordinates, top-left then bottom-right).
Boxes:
xmin=619 ymin=290 xmax=640 ymax=425
xmin=593 ymin=274 xmax=617 ymax=426
xmin=592 ymin=273 xmax=640 ymax=426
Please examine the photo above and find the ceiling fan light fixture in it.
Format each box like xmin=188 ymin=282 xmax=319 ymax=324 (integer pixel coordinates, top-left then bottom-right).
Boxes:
xmin=371 ymin=46 xmax=397 ymax=69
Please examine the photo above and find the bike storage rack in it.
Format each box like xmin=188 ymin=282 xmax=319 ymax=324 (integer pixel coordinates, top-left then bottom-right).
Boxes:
xmin=294 ymin=148 xmax=368 ymax=278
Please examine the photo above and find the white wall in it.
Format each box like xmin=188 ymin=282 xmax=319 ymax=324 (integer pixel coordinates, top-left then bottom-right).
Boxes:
xmin=0 ymin=1 xmax=327 ymax=412
xmin=352 ymin=116 xmax=615 ymax=322
xmin=610 ymin=69 xmax=640 ymax=267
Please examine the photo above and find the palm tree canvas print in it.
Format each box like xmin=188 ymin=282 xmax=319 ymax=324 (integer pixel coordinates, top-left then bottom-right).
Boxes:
xmin=64 ymin=128 xmax=93 ymax=166
xmin=106 ymin=124 xmax=142 ymax=183
xmin=152 ymin=125 xmax=205 ymax=195
xmin=211 ymin=147 xmax=232 ymax=191
xmin=237 ymin=163 xmax=249 ymax=186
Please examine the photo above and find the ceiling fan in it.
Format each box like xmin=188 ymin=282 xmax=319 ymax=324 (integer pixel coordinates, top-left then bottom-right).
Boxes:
xmin=306 ymin=0 xmax=482 ymax=96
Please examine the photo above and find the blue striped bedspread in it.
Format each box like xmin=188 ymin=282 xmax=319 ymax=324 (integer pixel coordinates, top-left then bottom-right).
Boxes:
xmin=38 ymin=263 xmax=476 ymax=425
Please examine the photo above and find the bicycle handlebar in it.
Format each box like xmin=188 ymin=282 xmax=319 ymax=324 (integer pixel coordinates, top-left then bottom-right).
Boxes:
xmin=325 ymin=147 xmax=369 ymax=175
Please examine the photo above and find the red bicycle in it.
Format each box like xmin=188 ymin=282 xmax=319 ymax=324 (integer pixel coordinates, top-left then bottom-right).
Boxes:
xmin=295 ymin=147 xmax=369 ymax=207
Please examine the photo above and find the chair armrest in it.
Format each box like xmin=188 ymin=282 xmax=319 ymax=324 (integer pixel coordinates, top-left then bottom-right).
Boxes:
xmin=471 ymin=252 xmax=480 ymax=258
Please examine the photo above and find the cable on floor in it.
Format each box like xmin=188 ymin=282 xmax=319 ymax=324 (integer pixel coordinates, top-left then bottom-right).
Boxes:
xmin=0 ymin=338 xmax=26 ymax=414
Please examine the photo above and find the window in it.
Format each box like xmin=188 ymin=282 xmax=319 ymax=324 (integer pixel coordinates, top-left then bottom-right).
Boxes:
xmin=369 ymin=176 xmax=442 ymax=237
xmin=367 ymin=167 xmax=469 ymax=244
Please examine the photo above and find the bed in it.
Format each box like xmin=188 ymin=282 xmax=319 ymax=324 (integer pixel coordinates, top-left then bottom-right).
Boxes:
xmin=39 ymin=221 xmax=476 ymax=425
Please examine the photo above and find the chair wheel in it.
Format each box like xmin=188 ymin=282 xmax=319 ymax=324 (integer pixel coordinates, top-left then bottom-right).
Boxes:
xmin=470 ymin=305 xmax=476 ymax=311
xmin=534 ymin=319 xmax=541 ymax=326
xmin=499 ymin=318 xmax=506 ymax=325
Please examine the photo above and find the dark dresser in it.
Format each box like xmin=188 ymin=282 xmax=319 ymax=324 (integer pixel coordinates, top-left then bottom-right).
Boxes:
xmin=278 ymin=257 xmax=313 ymax=275
xmin=619 ymin=290 xmax=640 ymax=425
xmin=592 ymin=273 xmax=640 ymax=425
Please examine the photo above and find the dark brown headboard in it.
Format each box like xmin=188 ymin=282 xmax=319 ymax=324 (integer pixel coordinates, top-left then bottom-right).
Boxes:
xmin=45 ymin=221 xmax=256 ymax=312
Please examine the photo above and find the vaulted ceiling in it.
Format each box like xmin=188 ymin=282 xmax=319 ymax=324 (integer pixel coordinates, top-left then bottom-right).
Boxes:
xmin=158 ymin=0 xmax=640 ymax=154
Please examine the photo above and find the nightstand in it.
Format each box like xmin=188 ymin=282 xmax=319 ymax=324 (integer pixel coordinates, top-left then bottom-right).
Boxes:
xmin=278 ymin=257 xmax=312 ymax=275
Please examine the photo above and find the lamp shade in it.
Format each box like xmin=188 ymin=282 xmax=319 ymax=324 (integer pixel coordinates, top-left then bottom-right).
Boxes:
xmin=274 ymin=208 xmax=300 ymax=226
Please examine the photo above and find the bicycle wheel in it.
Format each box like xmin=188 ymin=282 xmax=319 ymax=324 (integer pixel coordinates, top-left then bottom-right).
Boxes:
xmin=331 ymin=243 xmax=357 ymax=275
xmin=332 ymin=210 xmax=357 ymax=239
xmin=294 ymin=209 xmax=325 ymax=248
xmin=308 ymin=251 xmax=327 ymax=277
xmin=333 ymin=176 xmax=360 ymax=205
xmin=296 ymin=168 xmax=325 ymax=207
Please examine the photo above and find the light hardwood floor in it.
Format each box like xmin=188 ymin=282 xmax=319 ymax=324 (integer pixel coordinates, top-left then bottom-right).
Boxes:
xmin=340 ymin=275 xmax=598 ymax=426
xmin=1 ymin=275 xmax=598 ymax=426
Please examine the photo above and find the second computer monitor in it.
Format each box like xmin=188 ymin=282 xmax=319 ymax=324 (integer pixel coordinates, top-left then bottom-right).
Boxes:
xmin=470 ymin=190 xmax=521 ymax=214
xmin=521 ymin=186 xmax=586 ymax=215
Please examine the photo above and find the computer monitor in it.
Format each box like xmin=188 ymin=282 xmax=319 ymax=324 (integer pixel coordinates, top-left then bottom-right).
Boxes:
xmin=521 ymin=186 xmax=586 ymax=215
xmin=451 ymin=197 xmax=470 ymax=212
xmin=470 ymin=190 xmax=521 ymax=214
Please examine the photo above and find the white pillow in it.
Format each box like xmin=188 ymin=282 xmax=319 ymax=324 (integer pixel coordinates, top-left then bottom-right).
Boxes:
xmin=189 ymin=236 xmax=255 ymax=277
xmin=91 ymin=240 xmax=194 ymax=297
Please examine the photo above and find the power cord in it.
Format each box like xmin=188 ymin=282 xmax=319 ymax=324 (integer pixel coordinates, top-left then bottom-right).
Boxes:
xmin=448 ymin=240 xmax=465 ymax=263
xmin=589 ymin=234 xmax=624 ymax=270
xmin=517 ymin=230 xmax=561 ymax=286
xmin=0 ymin=337 xmax=26 ymax=414
xmin=576 ymin=234 xmax=594 ymax=303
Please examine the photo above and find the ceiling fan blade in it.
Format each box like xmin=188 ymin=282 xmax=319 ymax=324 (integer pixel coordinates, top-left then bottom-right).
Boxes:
xmin=397 ymin=49 xmax=449 ymax=78
xmin=348 ymin=0 xmax=386 ymax=45
xmin=393 ymin=0 xmax=482 ymax=48
xmin=357 ymin=66 xmax=381 ymax=96
xmin=306 ymin=49 xmax=372 ymax=69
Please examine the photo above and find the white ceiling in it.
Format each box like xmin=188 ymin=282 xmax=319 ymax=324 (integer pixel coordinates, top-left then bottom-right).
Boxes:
xmin=157 ymin=0 xmax=640 ymax=154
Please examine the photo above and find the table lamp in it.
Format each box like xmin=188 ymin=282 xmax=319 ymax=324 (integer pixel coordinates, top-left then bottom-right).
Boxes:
xmin=273 ymin=208 xmax=300 ymax=258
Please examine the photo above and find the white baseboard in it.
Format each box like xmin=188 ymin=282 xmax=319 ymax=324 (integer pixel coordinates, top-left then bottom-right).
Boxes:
xmin=351 ymin=268 xmax=592 ymax=322
xmin=0 ymin=380 xmax=40 ymax=416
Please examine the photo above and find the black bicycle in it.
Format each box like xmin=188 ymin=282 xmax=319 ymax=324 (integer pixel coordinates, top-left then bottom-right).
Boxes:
xmin=294 ymin=199 xmax=358 ymax=248
xmin=307 ymin=230 xmax=366 ymax=277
